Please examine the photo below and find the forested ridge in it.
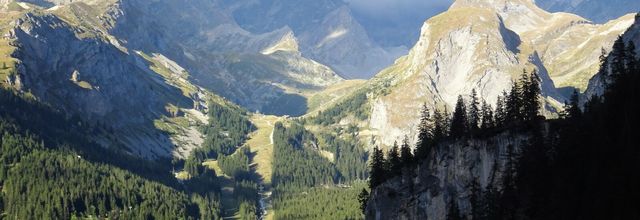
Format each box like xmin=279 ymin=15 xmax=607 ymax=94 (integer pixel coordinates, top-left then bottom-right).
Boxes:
xmin=271 ymin=120 xmax=368 ymax=219
xmin=364 ymin=36 xmax=640 ymax=220
xmin=0 ymin=90 xmax=221 ymax=219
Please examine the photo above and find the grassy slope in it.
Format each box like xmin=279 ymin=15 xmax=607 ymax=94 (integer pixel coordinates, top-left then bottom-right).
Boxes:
xmin=244 ymin=114 xmax=281 ymax=185
xmin=0 ymin=11 xmax=21 ymax=88
xmin=197 ymin=114 xmax=281 ymax=219
xmin=306 ymin=79 xmax=367 ymax=114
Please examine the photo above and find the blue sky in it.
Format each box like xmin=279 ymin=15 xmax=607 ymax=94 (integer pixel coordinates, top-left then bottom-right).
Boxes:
xmin=344 ymin=0 xmax=454 ymax=47
xmin=345 ymin=0 xmax=453 ymax=21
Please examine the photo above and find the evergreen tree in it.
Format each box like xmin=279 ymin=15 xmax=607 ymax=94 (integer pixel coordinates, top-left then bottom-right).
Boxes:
xmin=369 ymin=146 xmax=386 ymax=188
xmin=415 ymin=104 xmax=433 ymax=160
xmin=450 ymin=95 xmax=469 ymax=138
xmin=611 ymin=36 xmax=627 ymax=77
xmin=563 ymin=89 xmax=582 ymax=120
xmin=626 ymin=41 xmax=638 ymax=73
xmin=2 ymin=62 xmax=6 ymax=69
xmin=400 ymin=136 xmax=414 ymax=167
xmin=495 ymin=92 xmax=507 ymax=127
xmin=522 ymin=70 xmax=541 ymax=122
xmin=598 ymin=47 xmax=610 ymax=79
xmin=386 ymin=142 xmax=401 ymax=176
xmin=468 ymin=89 xmax=481 ymax=132
xmin=433 ymin=108 xmax=448 ymax=141
xmin=506 ymin=80 xmax=522 ymax=123
xmin=444 ymin=107 xmax=452 ymax=136
xmin=357 ymin=189 xmax=370 ymax=215
xmin=481 ymin=100 xmax=495 ymax=130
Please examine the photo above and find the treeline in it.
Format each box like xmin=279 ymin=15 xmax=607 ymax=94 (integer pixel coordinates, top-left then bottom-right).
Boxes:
xmin=272 ymin=121 xmax=370 ymax=189
xmin=0 ymin=89 xmax=176 ymax=185
xmin=273 ymin=182 xmax=367 ymax=220
xmin=272 ymin=121 xmax=336 ymax=190
xmin=271 ymin=120 xmax=369 ymax=219
xmin=233 ymin=180 xmax=259 ymax=220
xmin=365 ymin=36 xmax=640 ymax=219
xmin=311 ymin=91 xmax=369 ymax=125
xmin=183 ymin=102 xmax=260 ymax=219
xmin=368 ymin=69 xmax=542 ymax=189
xmin=457 ymin=35 xmax=640 ymax=220
xmin=319 ymin=132 xmax=368 ymax=183
xmin=0 ymin=118 xmax=219 ymax=219
xmin=217 ymin=147 xmax=252 ymax=180
xmin=192 ymin=102 xmax=255 ymax=162
xmin=0 ymin=89 xmax=225 ymax=219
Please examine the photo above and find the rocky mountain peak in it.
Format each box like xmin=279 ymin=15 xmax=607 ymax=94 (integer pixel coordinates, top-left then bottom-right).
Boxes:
xmin=358 ymin=0 xmax=632 ymax=148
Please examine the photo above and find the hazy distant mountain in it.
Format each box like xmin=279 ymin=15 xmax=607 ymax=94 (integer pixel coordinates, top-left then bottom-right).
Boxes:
xmin=536 ymin=0 xmax=640 ymax=23
xmin=227 ymin=0 xmax=404 ymax=79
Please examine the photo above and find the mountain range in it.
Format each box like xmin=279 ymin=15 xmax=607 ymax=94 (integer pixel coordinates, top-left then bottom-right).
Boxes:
xmin=0 ymin=0 xmax=639 ymax=219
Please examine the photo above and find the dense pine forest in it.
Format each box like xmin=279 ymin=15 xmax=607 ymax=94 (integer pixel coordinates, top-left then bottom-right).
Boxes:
xmin=270 ymin=120 xmax=368 ymax=219
xmin=363 ymin=36 xmax=640 ymax=220
xmin=0 ymin=91 xmax=221 ymax=219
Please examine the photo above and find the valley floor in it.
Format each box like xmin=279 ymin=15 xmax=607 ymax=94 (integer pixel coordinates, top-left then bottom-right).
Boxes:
xmin=203 ymin=114 xmax=281 ymax=219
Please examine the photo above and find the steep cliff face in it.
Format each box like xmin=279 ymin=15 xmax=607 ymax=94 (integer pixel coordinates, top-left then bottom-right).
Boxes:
xmin=366 ymin=131 xmax=530 ymax=220
xmin=228 ymin=0 xmax=403 ymax=79
xmin=0 ymin=0 xmax=349 ymax=158
xmin=106 ymin=0 xmax=343 ymax=116
xmin=9 ymin=13 xmax=191 ymax=158
xmin=335 ymin=0 xmax=634 ymax=147
xmin=584 ymin=13 xmax=640 ymax=100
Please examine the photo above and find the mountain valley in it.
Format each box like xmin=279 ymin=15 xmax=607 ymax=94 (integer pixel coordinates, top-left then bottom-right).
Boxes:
xmin=0 ymin=0 xmax=639 ymax=219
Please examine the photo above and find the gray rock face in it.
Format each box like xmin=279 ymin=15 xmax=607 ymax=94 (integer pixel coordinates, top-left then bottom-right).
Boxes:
xmin=107 ymin=0 xmax=343 ymax=116
xmin=366 ymin=132 xmax=530 ymax=220
xmin=228 ymin=0 xmax=403 ymax=79
xmin=356 ymin=0 xmax=633 ymax=148
xmin=11 ymin=13 xmax=190 ymax=158
xmin=584 ymin=13 xmax=640 ymax=102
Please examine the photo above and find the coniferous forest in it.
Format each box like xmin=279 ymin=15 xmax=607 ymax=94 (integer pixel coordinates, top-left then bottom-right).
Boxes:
xmin=0 ymin=91 xmax=220 ymax=219
xmin=0 ymin=1 xmax=638 ymax=219
xmin=364 ymin=36 xmax=640 ymax=219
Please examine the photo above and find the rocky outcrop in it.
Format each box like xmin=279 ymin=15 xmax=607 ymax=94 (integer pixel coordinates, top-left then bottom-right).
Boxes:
xmin=366 ymin=131 xmax=531 ymax=220
xmin=352 ymin=0 xmax=634 ymax=147
xmin=105 ymin=0 xmax=343 ymax=116
xmin=584 ymin=13 xmax=640 ymax=101
xmin=10 ymin=13 xmax=191 ymax=158
xmin=228 ymin=0 xmax=403 ymax=79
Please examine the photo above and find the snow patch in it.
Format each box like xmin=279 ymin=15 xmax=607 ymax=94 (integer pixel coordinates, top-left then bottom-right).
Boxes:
xmin=17 ymin=2 xmax=30 ymax=9
xmin=47 ymin=5 xmax=60 ymax=11
xmin=317 ymin=28 xmax=348 ymax=48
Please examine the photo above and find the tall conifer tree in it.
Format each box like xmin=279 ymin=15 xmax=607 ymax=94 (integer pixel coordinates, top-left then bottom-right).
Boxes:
xmin=433 ymin=108 xmax=448 ymax=141
xmin=450 ymin=95 xmax=469 ymax=138
xmin=481 ymin=100 xmax=495 ymax=130
xmin=415 ymin=104 xmax=433 ymax=160
xmin=506 ymin=80 xmax=522 ymax=123
xmin=523 ymin=70 xmax=541 ymax=122
xmin=369 ymin=146 xmax=386 ymax=188
xmin=400 ymin=136 xmax=414 ymax=167
xmin=386 ymin=142 xmax=401 ymax=176
xmin=469 ymin=89 xmax=481 ymax=132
